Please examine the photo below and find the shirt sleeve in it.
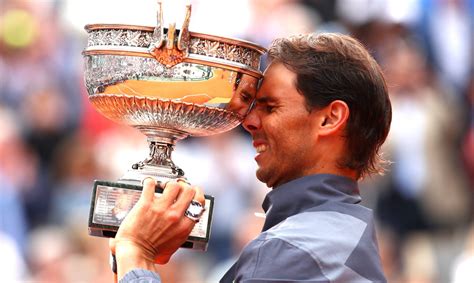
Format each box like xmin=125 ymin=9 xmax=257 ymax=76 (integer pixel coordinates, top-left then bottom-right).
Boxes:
xmin=119 ymin=269 xmax=162 ymax=283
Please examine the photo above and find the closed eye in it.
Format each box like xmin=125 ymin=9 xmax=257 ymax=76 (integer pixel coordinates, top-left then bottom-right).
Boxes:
xmin=254 ymin=102 xmax=276 ymax=113
xmin=240 ymin=91 xmax=253 ymax=104
xmin=265 ymin=105 xmax=275 ymax=113
xmin=254 ymin=96 xmax=278 ymax=113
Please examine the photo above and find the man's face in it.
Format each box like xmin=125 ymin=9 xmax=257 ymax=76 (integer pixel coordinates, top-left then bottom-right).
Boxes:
xmin=227 ymin=74 xmax=259 ymax=117
xmin=243 ymin=62 xmax=320 ymax=188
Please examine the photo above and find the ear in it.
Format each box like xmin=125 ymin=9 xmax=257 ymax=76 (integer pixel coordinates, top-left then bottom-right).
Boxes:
xmin=316 ymin=100 xmax=349 ymax=136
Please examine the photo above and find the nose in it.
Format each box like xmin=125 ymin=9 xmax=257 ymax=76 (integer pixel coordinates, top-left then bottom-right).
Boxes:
xmin=242 ymin=106 xmax=260 ymax=133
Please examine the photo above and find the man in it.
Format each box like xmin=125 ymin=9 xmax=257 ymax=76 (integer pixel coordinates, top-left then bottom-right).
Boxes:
xmin=111 ymin=33 xmax=391 ymax=282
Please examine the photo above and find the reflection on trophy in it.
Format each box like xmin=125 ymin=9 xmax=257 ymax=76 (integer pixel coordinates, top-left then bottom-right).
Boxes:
xmin=111 ymin=189 xmax=134 ymax=221
xmin=83 ymin=3 xmax=265 ymax=251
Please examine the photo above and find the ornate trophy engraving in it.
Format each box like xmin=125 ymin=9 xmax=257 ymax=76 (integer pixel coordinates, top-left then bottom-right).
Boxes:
xmin=83 ymin=3 xmax=265 ymax=251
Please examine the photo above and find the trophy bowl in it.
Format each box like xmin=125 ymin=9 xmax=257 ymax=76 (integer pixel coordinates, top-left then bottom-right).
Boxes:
xmin=82 ymin=4 xmax=265 ymax=250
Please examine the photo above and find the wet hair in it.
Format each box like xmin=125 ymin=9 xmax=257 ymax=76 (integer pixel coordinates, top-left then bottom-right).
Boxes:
xmin=268 ymin=33 xmax=392 ymax=178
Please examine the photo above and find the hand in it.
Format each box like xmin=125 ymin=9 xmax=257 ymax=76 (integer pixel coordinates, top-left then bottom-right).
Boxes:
xmin=109 ymin=178 xmax=205 ymax=278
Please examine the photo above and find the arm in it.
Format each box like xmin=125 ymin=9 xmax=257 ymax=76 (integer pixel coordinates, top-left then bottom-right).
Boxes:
xmin=110 ymin=178 xmax=205 ymax=281
xmin=118 ymin=268 xmax=162 ymax=283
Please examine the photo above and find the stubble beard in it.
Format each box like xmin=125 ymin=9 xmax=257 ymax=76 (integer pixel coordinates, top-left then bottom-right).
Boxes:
xmin=256 ymin=166 xmax=275 ymax=188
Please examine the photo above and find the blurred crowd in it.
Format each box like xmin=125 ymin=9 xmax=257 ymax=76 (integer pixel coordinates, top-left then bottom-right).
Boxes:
xmin=0 ymin=0 xmax=473 ymax=282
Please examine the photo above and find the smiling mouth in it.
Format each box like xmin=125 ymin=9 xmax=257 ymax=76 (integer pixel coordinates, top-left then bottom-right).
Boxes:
xmin=256 ymin=144 xmax=268 ymax=153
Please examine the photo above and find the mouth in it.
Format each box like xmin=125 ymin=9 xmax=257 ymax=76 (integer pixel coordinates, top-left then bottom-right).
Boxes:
xmin=255 ymin=144 xmax=268 ymax=153
xmin=252 ymin=140 xmax=268 ymax=160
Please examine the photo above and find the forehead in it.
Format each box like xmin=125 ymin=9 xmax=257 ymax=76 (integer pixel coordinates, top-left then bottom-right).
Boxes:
xmin=257 ymin=62 xmax=299 ymax=101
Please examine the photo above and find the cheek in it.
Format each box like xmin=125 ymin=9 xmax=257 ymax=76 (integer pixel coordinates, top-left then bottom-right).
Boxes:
xmin=275 ymin=124 xmax=313 ymax=161
xmin=265 ymin=115 xmax=308 ymax=150
xmin=272 ymin=135 xmax=299 ymax=166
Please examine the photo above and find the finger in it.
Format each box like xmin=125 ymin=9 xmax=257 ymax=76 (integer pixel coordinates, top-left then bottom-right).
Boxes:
xmin=173 ymin=183 xmax=196 ymax=214
xmin=193 ymin=186 xmax=205 ymax=206
xmin=160 ymin=181 xmax=182 ymax=207
xmin=180 ymin=186 xmax=206 ymax=226
xmin=140 ymin=177 xmax=157 ymax=203
xmin=181 ymin=186 xmax=205 ymax=225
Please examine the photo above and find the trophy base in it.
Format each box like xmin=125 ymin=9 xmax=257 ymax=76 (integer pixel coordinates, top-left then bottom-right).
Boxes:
xmin=88 ymin=180 xmax=214 ymax=251
xmin=119 ymin=163 xmax=183 ymax=185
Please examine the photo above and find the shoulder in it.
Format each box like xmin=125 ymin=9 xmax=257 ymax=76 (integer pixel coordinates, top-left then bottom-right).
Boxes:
xmin=232 ymin=208 xmax=386 ymax=282
xmin=269 ymin=207 xmax=371 ymax=253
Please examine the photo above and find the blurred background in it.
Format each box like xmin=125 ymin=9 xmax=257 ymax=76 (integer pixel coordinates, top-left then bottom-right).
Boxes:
xmin=0 ymin=0 xmax=473 ymax=282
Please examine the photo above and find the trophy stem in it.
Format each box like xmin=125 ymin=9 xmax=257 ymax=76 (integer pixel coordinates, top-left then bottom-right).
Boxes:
xmin=132 ymin=140 xmax=184 ymax=177
xmin=119 ymin=127 xmax=188 ymax=184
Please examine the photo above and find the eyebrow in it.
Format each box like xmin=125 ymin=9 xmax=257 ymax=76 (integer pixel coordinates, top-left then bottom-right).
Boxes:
xmin=255 ymin=96 xmax=277 ymax=104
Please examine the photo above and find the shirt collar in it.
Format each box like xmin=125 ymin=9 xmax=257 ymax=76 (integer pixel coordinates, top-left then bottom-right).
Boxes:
xmin=261 ymin=174 xmax=361 ymax=231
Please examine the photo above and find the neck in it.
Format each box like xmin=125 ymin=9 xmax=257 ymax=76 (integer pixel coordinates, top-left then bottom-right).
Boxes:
xmin=308 ymin=137 xmax=358 ymax=181
xmin=303 ymin=165 xmax=357 ymax=182
xmin=270 ymin=167 xmax=357 ymax=189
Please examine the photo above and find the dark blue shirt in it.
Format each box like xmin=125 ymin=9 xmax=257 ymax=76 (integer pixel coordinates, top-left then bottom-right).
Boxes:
xmin=121 ymin=174 xmax=386 ymax=283
xmin=220 ymin=174 xmax=386 ymax=282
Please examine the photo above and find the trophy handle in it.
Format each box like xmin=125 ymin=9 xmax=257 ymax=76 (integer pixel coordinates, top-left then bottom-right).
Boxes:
xmin=148 ymin=2 xmax=191 ymax=67
xmin=177 ymin=5 xmax=192 ymax=51
xmin=149 ymin=1 xmax=164 ymax=50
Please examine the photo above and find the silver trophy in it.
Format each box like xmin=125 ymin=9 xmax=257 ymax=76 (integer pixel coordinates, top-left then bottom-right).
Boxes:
xmin=82 ymin=3 xmax=265 ymax=251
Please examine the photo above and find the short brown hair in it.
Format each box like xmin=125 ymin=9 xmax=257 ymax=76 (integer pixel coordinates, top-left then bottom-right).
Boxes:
xmin=268 ymin=33 xmax=392 ymax=178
